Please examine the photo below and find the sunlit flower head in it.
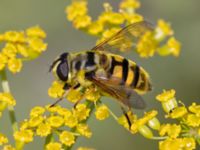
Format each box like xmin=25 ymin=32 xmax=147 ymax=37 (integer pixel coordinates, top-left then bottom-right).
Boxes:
xmin=76 ymin=123 xmax=92 ymax=138
xmin=66 ymin=1 xmax=88 ymax=21
xmin=159 ymin=124 xmax=181 ymax=138
xmin=36 ymin=123 xmax=51 ymax=137
xmin=73 ymin=103 xmax=90 ymax=121
xmin=48 ymin=81 xmax=65 ymax=99
xmin=47 ymin=115 xmax=64 ymax=128
xmin=46 ymin=142 xmax=62 ymax=150
xmin=14 ymin=129 xmax=33 ymax=143
xmin=0 ymin=133 xmax=8 ymax=145
xmin=30 ymin=106 xmax=45 ymax=117
xmin=95 ymin=104 xmax=109 ymax=120
xmin=59 ymin=131 xmax=75 ymax=146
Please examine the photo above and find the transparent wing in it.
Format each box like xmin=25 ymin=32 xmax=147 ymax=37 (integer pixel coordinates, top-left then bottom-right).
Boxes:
xmin=89 ymin=75 xmax=146 ymax=109
xmin=91 ymin=21 xmax=153 ymax=52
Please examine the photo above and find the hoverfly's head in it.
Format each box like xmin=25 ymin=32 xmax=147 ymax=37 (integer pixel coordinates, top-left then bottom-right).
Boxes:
xmin=49 ymin=52 xmax=71 ymax=82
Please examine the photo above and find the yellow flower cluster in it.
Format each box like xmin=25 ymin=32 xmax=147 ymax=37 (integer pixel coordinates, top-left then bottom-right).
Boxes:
xmin=15 ymin=103 xmax=92 ymax=148
xmin=65 ymin=0 xmax=181 ymax=58
xmin=0 ymin=133 xmax=8 ymax=145
xmin=118 ymin=110 xmax=160 ymax=139
xmin=0 ymin=26 xmax=47 ymax=73
xmin=155 ymin=89 xmax=200 ymax=150
xmin=0 ymin=92 xmax=16 ymax=117
xmin=0 ymin=133 xmax=16 ymax=150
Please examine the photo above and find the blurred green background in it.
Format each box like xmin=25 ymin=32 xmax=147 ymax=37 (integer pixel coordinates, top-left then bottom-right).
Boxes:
xmin=0 ymin=0 xmax=200 ymax=149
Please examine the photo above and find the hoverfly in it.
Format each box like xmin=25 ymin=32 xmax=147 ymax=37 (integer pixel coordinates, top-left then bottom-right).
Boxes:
xmin=49 ymin=21 xmax=153 ymax=126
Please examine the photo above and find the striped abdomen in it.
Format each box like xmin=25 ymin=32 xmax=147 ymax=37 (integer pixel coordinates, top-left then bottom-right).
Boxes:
xmin=105 ymin=53 xmax=152 ymax=94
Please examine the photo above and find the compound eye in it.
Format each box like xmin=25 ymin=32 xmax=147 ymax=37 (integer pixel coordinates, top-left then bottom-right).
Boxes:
xmin=57 ymin=61 xmax=68 ymax=81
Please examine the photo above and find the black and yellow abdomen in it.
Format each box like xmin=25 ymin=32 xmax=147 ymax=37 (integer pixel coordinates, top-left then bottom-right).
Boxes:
xmin=104 ymin=53 xmax=152 ymax=94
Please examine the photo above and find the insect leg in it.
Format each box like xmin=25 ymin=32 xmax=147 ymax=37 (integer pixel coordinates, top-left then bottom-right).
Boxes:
xmin=120 ymin=106 xmax=132 ymax=129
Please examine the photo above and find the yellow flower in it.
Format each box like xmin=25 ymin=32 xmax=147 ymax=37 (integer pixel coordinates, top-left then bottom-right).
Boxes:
xmin=107 ymin=12 xmax=125 ymax=25
xmin=47 ymin=115 xmax=64 ymax=128
xmin=181 ymin=138 xmax=196 ymax=149
xmin=167 ymin=37 xmax=181 ymax=57
xmin=156 ymin=89 xmax=178 ymax=113
xmin=167 ymin=106 xmax=187 ymax=118
xmin=59 ymin=131 xmax=75 ymax=146
xmin=28 ymin=116 xmax=44 ymax=128
xmin=73 ymin=103 xmax=90 ymax=121
xmin=159 ymin=124 xmax=181 ymax=138
xmin=0 ymin=53 xmax=8 ymax=70
xmin=131 ymin=110 xmax=157 ymax=134
xmin=97 ymin=27 xmax=121 ymax=45
xmin=14 ymin=129 xmax=33 ymax=143
xmin=66 ymin=1 xmax=88 ymax=21
xmin=185 ymin=114 xmax=200 ymax=127
xmin=0 ymin=92 xmax=16 ymax=106
xmin=20 ymin=120 xmax=29 ymax=130
xmin=36 ymin=123 xmax=51 ymax=137
xmin=189 ymin=103 xmax=200 ymax=116
xmin=30 ymin=106 xmax=45 ymax=117
xmin=77 ymin=147 xmax=95 ymax=150
xmin=46 ymin=142 xmax=62 ymax=150
xmin=7 ymin=58 xmax=22 ymax=73
xmin=95 ymin=105 xmax=109 ymax=120
xmin=76 ymin=123 xmax=92 ymax=138
xmin=144 ymin=110 xmax=158 ymax=120
xmin=67 ymin=89 xmax=82 ymax=103
xmin=73 ymin=15 xmax=91 ymax=29
xmin=159 ymin=138 xmax=182 ymax=150
xmin=85 ymin=88 xmax=101 ymax=102
xmin=137 ymin=31 xmax=157 ymax=58
xmin=16 ymin=44 xmax=29 ymax=57
xmin=57 ymin=107 xmax=71 ymax=117
xmin=26 ymin=26 xmax=46 ymax=38
xmin=3 ymin=145 xmax=15 ymax=150
xmin=101 ymin=27 xmax=121 ymax=40
xmin=3 ymin=31 xmax=25 ymax=43
xmin=87 ymin=21 xmax=104 ymax=35
xmin=0 ymin=133 xmax=8 ymax=145
xmin=0 ymin=34 xmax=4 ymax=41
xmin=48 ymin=81 xmax=65 ymax=98
xmin=159 ymin=138 xmax=196 ymax=150
xmin=123 ymin=13 xmax=143 ymax=24
xmin=2 ymin=43 xmax=17 ymax=58
xmin=155 ymin=19 xmax=173 ymax=41
xmin=46 ymin=105 xmax=61 ymax=113
xmin=28 ymin=37 xmax=47 ymax=53
xmin=64 ymin=113 xmax=78 ymax=128
xmin=119 ymin=0 xmax=140 ymax=10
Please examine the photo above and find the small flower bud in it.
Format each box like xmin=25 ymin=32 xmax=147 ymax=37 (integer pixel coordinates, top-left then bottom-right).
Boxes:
xmin=138 ymin=125 xmax=153 ymax=139
xmin=148 ymin=117 xmax=160 ymax=130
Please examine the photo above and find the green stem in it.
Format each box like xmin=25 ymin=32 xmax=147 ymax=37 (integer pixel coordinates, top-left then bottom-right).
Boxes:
xmin=65 ymin=100 xmax=95 ymax=150
xmin=44 ymin=133 xmax=54 ymax=148
xmin=0 ymin=70 xmax=18 ymax=132
xmin=151 ymin=136 xmax=168 ymax=140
